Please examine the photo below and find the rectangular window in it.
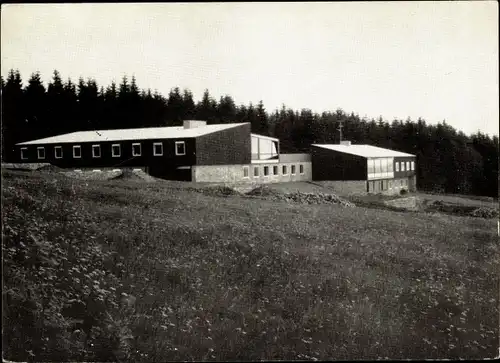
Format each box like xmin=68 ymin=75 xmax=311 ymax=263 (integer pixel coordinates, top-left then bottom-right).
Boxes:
xmin=153 ymin=142 xmax=163 ymax=156
xmin=381 ymin=159 xmax=387 ymax=173
xmin=37 ymin=147 xmax=45 ymax=160
xmin=299 ymin=164 xmax=304 ymax=174
xmin=406 ymin=162 xmax=410 ymax=171
xmin=73 ymin=145 xmax=82 ymax=159
xmin=243 ymin=166 xmax=249 ymax=178
xmin=291 ymin=165 xmax=296 ymax=175
xmin=175 ymin=141 xmax=186 ymax=156
xmin=254 ymin=167 xmax=259 ymax=177
xmin=264 ymin=166 xmax=269 ymax=176
xmin=411 ymin=161 xmax=415 ymax=171
xmin=111 ymin=144 xmax=121 ymax=158
xmin=132 ymin=143 xmax=142 ymax=156
xmin=92 ymin=144 xmax=101 ymax=158
xmin=401 ymin=162 xmax=405 ymax=172
xmin=54 ymin=146 xmax=63 ymax=159
xmin=21 ymin=147 xmax=28 ymax=160
xmin=273 ymin=166 xmax=278 ymax=175
xmin=367 ymin=159 xmax=375 ymax=174
xmin=395 ymin=162 xmax=400 ymax=172
xmin=282 ymin=165 xmax=288 ymax=175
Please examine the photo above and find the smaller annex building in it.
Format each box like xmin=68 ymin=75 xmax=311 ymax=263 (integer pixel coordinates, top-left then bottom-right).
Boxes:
xmin=311 ymin=141 xmax=417 ymax=194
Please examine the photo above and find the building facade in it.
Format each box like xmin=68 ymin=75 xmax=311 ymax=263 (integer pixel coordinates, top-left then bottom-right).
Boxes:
xmin=15 ymin=121 xmax=417 ymax=194
xmin=311 ymin=142 xmax=417 ymax=195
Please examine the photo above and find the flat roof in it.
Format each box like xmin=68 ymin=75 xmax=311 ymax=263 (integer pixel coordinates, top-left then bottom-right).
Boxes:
xmin=312 ymin=144 xmax=415 ymax=158
xmin=16 ymin=123 xmax=247 ymax=145
xmin=251 ymin=133 xmax=279 ymax=142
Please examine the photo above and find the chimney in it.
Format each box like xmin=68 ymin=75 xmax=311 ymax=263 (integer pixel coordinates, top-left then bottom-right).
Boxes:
xmin=183 ymin=120 xmax=207 ymax=129
xmin=340 ymin=140 xmax=351 ymax=146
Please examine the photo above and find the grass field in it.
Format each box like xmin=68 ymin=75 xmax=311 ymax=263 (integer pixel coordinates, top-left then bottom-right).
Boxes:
xmin=2 ymin=169 xmax=499 ymax=361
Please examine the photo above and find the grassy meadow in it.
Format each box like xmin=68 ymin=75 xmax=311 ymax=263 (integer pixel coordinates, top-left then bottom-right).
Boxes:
xmin=2 ymin=169 xmax=499 ymax=361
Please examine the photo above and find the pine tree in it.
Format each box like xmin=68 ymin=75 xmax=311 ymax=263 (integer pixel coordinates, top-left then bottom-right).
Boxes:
xmin=182 ymin=89 xmax=196 ymax=120
xmin=195 ymin=89 xmax=217 ymax=123
xmin=61 ymin=77 xmax=78 ymax=134
xmin=24 ymin=72 xmax=47 ymax=141
xmin=46 ymin=70 xmax=66 ymax=137
xmin=2 ymin=70 xmax=24 ymax=160
xmin=217 ymin=95 xmax=237 ymax=123
xmin=255 ymin=100 xmax=269 ymax=135
xmin=166 ymin=87 xmax=184 ymax=126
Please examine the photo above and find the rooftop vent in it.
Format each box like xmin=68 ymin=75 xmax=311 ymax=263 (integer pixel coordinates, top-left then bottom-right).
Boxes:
xmin=340 ymin=140 xmax=351 ymax=146
xmin=183 ymin=120 xmax=207 ymax=129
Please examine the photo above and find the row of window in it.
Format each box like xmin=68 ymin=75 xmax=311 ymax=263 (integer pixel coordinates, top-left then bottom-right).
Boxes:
xmin=243 ymin=164 xmax=305 ymax=178
xmin=395 ymin=161 xmax=415 ymax=172
xmin=21 ymin=141 xmax=186 ymax=160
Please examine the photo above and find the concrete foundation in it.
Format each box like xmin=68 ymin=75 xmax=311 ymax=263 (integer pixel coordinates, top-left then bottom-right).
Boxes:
xmin=192 ymin=161 xmax=312 ymax=183
xmin=367 ymin=177 xmax=417 ymax=195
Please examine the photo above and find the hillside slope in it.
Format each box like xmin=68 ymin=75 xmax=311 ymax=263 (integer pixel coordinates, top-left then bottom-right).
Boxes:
xmin=2 ymin=170 xmax=499 ymax=361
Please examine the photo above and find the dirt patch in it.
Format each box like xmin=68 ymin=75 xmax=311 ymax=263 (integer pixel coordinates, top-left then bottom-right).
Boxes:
xmin=246 ymin=185 xmax=355 ymax=207
xmin=110 ymin=169 xmax=158 ymax=182
xmin=187 ymin=185 xmax=242 ymax=197
xmin=1 ymin=162 xmax=52 ymax=171
xmin=384 ymin=197 xmax=420 ymax=211
xmin=60 ymin=170 xmax=123 ymax=181
xmin=424 ymin=199 xmax=499 ymax=219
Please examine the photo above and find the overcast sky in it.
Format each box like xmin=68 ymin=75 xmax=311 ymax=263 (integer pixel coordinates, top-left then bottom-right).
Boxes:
xmin=1 ymin=2 xmax=498 ymax=136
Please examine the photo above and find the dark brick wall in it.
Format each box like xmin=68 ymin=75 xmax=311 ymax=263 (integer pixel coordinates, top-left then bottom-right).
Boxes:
xmin=15 ymin=138 xmax=197 ymax=169
xmin=195 ymin=123 xmax=251 ymax=165
xmin=311 ymin=146 xmax=367 ymax=181
xmin=394 ymin=156 xmax=416 ymax=178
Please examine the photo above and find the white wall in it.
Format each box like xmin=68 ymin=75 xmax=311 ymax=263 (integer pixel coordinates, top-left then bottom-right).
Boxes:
xmin=192 ymin=161 xmax=312 ymax=183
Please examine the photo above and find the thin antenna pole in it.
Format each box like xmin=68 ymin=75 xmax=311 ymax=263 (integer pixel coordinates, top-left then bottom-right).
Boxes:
xmin=337 ymin=121 xmax=343 ymax=143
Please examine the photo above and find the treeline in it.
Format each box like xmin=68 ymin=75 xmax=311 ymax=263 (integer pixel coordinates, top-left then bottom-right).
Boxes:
xmin=1 ymin=69 xmax=498 ymax=197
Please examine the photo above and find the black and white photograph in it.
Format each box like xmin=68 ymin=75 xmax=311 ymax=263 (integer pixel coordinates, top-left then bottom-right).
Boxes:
xmin=1 ymin=1 xmax=499 ymax=361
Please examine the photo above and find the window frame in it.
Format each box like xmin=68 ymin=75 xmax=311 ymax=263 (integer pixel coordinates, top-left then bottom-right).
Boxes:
xmin=92 ymin=144 xmax=101 ymax=158
xmin=282 ymin=165 xmax=288 ymax=175
xmin=406 ymin=161 xmax=410 ymax=171
xmin=291 ymin=165 xmax=296 ymax=175
xmin=299 ymin=164 xmax=304 ymax=174
xmin=253 ymin=166 xmax=259 ymax=178
xmin=132 ymin=143 xmax=142 ymax=157
xmin=73 ymin=145 xmax=82 ymax=159
xmin=273 ymin=165 xmax=278 ymax=175
xmin=263 ymin=166 xmax=269 ymax=177
xmin=54 ymin=146 xmax=63 ymax=159
xmin=111 ymin=144 xmax=121 ymax=158
xmin=37 ymin=147 xmax=45 ymax=160
xmin=153 ymin=142 xmax=163 ymax=156
xmin=20 ymin=147 xmax=28 ymax=160
xmin=175 ymin=141 xmax=186 ymax=156
xmin=395 ymin=162 xmax=400 ymax=172
xmin=401 ymin=162 xmax=405 ymax=172
xmin=411 ymin=161 xmax=415 ymax=171
xmin=243 ymin=166 xmax=249 ymax=178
